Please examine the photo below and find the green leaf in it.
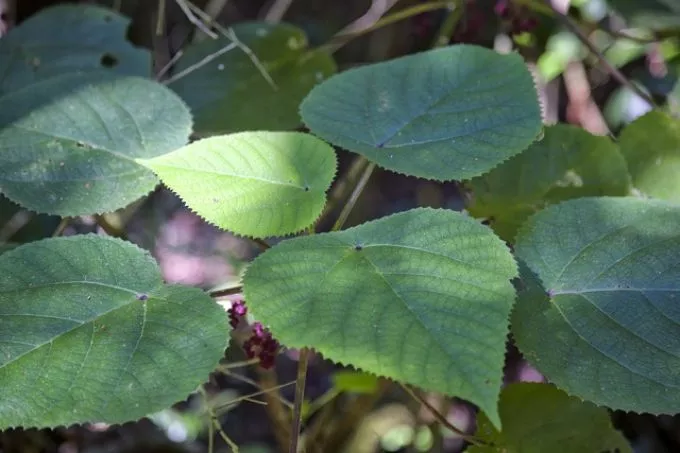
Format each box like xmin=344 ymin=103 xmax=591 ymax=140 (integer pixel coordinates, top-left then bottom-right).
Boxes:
xmin=513 ymin=197 xmax=680 ymax=414
xmin=469 ymin=383 xmax=631 ymax=453
xmin=0 ymin=4 xmax=150 ymax=95
xmin=468 ymin=124 xmax=631 ymax=241
xmin=0 ymin=73 xmax=192 ymax=216
xmin=138 ymin=131 xmax=336 ymax=238
xmin=169 ymin=23 xmax=336 ymax=136
xmin=243 ymin=208 xmax=518 ymax=427
xmin=332 ymin=370 xmax=379 ymax=393
xmin=300 ymin=45 xmax=543 ymax=181
xmin=606 ymin=0 xmax=680 ymax=30
xmin=0 ymin=235 xmax=228 ymax=428
xmin=619 ymin=111 xmax=680 ymax=202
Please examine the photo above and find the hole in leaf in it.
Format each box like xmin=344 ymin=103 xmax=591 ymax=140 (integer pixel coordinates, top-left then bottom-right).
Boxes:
xmin=136 ymin=293 xmax=148 ymax=301
xmin=354 ymin=244 xmax=363 ymax=251
xmin=100 ymin=53 xmax=118 ymax=68
xmin=304 ymin=186 xmax=310 ymax=192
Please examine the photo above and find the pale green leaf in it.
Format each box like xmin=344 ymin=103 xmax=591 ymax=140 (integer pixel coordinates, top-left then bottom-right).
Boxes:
xmin=0 ymin=235 xmax=228 ymax=428
xmin=469 ymin=383 xmax=631 ymax=453
xmin=513 ymin=197 xmax=680 ymax=414
xmin=300 ymin=45 xmax=543 ymax=181
xmin=619 ymin=111 xmax=680 ymax=202
xmin=468 ymin=124 xmax=631 ymax=241
xmin=0 ymin=4 xmax=149 ymax=95
xmin=169 ymin=23 xmax=336 ymax=136
xmin=138 ymin=131 xmax=336 ymax=238
xmin=0 ymin=73 xmax=192 ymax=216
xmin=243 ymin=208 xmax=518 ymax=427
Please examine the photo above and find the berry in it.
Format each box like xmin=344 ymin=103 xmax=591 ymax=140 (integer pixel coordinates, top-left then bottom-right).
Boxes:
xmin=243 ymin=322 xmax=280 ymax=369
xmin=228 ymin=299 xmax=247 ymax=328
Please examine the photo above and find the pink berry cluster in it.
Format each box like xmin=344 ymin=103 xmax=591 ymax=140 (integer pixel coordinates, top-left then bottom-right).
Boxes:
xmin=228 ymin=299 xmax=280 ymax=369
xmin=494 ymin=0 xmax=538 ymax=34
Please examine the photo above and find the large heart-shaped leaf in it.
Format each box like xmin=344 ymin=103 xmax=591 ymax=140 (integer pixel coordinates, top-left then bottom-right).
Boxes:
xmin=619 ymin=111 xmax=680 ymax=202
xmin=243 ymin=208 xmax=518 ymax=426
xmin=169 ymin=22 xmax=336 ymax=136
xmin=468 ymin=124 xmax=631 ymax=241
xmin=469 ymin=383 xmax=631 ymax=453
xmin=513 ymin=197 xmax=680 ymax=414
xmin=0 ymin=73 xmax=192 ymax=216
xmin=300 ymin=45 xmax=543 ymax=181
xmin=0 ymin=235 xmax=228 ymax=428
xmin=0 ymin=4 xmax=150 ymax=95
xmin=138 ymin=131 xmax=337 ymax=238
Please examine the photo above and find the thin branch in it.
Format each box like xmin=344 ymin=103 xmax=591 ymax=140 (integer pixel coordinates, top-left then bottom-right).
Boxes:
xmin=209 ymin=284 xmax=243 ymax=298
xmin=0 ymin=210 xmax=32 ymax=242
xmin=175 ymin=0 xmax=219 ymax=39
xmin=218 ymin=368 xmax=294 ymax=410
xmin=320 ymin=1 xmax=456 ymax=54
xmin=51 ymin=218 xmax=70 ymax=237
xmin=399 ymin=384 xmax=485 ymax=446
xmin=200 ymin=387 xmax=240 ymax=452
xmin=162 ymin=40 xmax=238 ymax=85
xmin=332 ymin=161 xmax=375 ymax=231
xmin=289 ymin=348 xmax=310 ymax=453
xmin=431 ymin=1 xmax=462 ymax=47
xmin=549 ymin=5 xmax=656 ymax=108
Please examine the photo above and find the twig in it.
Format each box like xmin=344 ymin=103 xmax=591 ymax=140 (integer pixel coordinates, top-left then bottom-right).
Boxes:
xmin=0 ymin=210 xmax=32 ymax=242
xmin=399 ymin=384 xmax=485 ymax=446
xmin=263 ymin=0 xmax=294 ymax=23
xmin=200 ymin=387 xmax=240 ymax=452
xmin=209 ymin=284 xmax=243 ymax=298
xmin=332 ymin=162 xmax=375 ymax=231
xmin=167 ymin=2 xmax=277 ymax=90
xmin=194 ymin=0 xmax=230 ymax=42
xmin=156 ymin=49 xmax=184 ymax=81
xmin=51 ymin=218 xmax=69 ymax=237
xmin=257 ymin=368 xmax=292 ymax=452
xmin=162 ymin=39 xmax=238 ymax=85
xmin=546 ymin=3 xmax=657 ymax=108
xmin=289 ymin=348 xmax=310 ymax=453
xmin=213 ymin=380 xmax=297 ymax=413
xmin=175 ymin=0 xmax=219 ymax=39
xmin=156 ymin=0 xmax=166 ymax=36
xmin=431 ymin=1 xmax=462 ymax=47
xmin=320 ymin=1 xmax=456 ymax=54
xmin=218 ymin=368 xmax=294 ymax=410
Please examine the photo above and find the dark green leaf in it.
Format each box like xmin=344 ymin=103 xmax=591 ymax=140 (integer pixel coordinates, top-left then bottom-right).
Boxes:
xmin=513 ymin=197 xmax=680 ymax=414
xmin=243 ymin=208 xmax=518 ymax=427
xmin=0 ymin=235 xmax=228 ymax=428
xmin=169 ymin=23 xmax=336 ymax=135
xmin=300 ymin=45 xmax=542 ymax=181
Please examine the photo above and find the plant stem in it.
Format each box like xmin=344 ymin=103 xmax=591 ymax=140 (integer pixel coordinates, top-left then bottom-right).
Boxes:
xmin=51 ymin=218 xmax=70 ymax=237
xmin=547 ymin=5 xmax=657 ymax=109
xmin=399 ymin=384 xmax=485 ymax=447
xmin=209 ymin=284 xmax=243 ymax=298
xmin=289 ymin=348 xmax=310 ymax=453
xmin=332 ymin=162 xmax=376 ymax=232
xmin=431 ymin=1 xmax=462 ymax=47
xmin=319 ymin=1 xmax=457 ymax=54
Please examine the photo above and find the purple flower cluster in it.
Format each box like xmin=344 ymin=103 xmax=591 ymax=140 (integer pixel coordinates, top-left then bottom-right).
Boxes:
xmin=228 ymin=299 xmax=279 ymax=369
xmin=243 ymin=322 xmax=279 ymax=369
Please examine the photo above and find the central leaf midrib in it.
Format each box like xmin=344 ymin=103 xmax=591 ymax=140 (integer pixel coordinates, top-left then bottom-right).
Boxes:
xmin=150 ymin=163 xmax=308 ymax=189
